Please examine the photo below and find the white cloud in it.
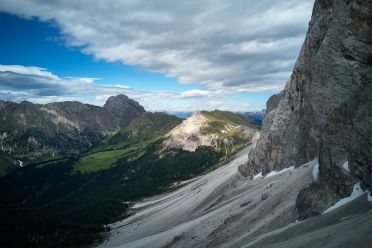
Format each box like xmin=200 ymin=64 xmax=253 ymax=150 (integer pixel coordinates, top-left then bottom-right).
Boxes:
xmin=64 ymin=77 xmax=101 ymax=84
xmin=0 ymin=65 xmax=58 ymax=79
xmin=179 ymin=89 xmax=211 ymax=98
xmin=0 ymin=0 xmax=314 ymax=92
xmin=0 ymin=64 xmax=132 ymax=98
xmin=0 ymin=64 xmax=267 ymax=112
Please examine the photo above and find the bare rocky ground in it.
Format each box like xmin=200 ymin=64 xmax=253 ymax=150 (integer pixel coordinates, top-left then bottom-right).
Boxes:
xmin=98 ymin=144 xmax=372 ymax=248
xmin=162 ymin=112 xmax=259 ymax=152
xmin=243 ymin=195 xmax=372 ymax=248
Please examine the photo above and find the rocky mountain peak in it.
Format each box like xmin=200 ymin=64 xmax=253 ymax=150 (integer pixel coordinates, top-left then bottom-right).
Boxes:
xmin=103 ymin=94 xmax=145 ymax=113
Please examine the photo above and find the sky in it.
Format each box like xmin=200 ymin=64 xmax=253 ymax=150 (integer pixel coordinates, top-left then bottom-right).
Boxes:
xmin=0 ymin=0 xmax=314 ymax=112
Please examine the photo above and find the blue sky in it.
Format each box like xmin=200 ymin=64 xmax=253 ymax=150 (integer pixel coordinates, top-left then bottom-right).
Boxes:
xmin=0 ymin=0 xmax=313 ymax=112
xmin=0 ymin=13 xmax=198 ymax=93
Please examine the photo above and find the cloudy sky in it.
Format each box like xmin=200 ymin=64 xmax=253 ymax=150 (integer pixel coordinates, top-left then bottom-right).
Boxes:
xmin=0 ymin=0 xmax=314 ymax=112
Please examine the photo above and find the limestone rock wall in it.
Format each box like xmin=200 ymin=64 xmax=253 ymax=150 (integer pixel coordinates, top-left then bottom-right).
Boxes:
xmin=239 ymin=0 xmax=372 ymax=217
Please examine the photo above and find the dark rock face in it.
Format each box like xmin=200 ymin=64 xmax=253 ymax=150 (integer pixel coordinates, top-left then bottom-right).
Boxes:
xmin=239 ymin=0 xmax=372 ymax=217
xmin=296 ymin=182 xmax=338 ymax=220
xmin=266 ymin=92 xmax=283 ymax=114
xmin=0 ymin=94 xmax=145 ymax=161
xmin=103 ymin=94 xmax=145 ymax=125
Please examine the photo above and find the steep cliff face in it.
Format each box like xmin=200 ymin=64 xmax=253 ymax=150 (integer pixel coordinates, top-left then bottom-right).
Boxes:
xmin=0 ymin=94 xmax=145 ymax=161
xmin=239 ymin=0 xmax=372 ymax=217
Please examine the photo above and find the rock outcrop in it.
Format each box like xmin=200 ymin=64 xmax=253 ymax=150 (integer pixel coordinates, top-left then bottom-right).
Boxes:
xmin=163 ymin=112 xmax=213 ymax=152
xmin=103 ymin=94 xmax=145 ymax=125
xmin=239 ymin=0 xmax=372 ymax=218
xmin=163 ymin=111 xmax=260 ymax=152
xmin=0 ymin=94 xmax=145 ymax=161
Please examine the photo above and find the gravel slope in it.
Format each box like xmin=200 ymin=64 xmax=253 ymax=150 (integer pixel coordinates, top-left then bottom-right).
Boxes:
xmin=243 ymin=194 xmax=372 ymax=248
xmin=99 ymin=144 xmax=317 ymax=248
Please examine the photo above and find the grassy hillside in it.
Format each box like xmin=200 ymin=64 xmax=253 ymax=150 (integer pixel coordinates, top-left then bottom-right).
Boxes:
xmin=200 ymin=110 xmax=260 ymax=130
xmin=198 ymin=110 xmax=260 ymax=155
xmin=124 ymin=112 xmax=182 ymax=136
xmin=74 ymin=135 xmax=161 ymax=173
xmin=73 ymin=112 xmax=181 ymax=173
xmin=108 ymin=112 xmax=182 ymax=144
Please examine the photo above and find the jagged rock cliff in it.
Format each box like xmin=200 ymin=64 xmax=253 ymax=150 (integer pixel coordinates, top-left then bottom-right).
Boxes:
xmin=239 ymin=0 xmax=372 ymax=218
xmin=0 ymin=94 xmax=145 ymax=161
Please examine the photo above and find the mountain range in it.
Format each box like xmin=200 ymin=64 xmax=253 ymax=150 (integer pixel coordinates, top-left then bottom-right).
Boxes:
xmin=0 ymin=95 xmax=260 ymax=247
xmin=165 ymin=110 xmax=266 ymax=127
xmin=1 ymin=0 xmax=371 ymax=247
xmin=238 ymin=109 xmax=266 ymax=126
xmin=0 ymin=95 xmax=144 ymax=158
xmin=99 ymin=0 xmax=372 ymax=247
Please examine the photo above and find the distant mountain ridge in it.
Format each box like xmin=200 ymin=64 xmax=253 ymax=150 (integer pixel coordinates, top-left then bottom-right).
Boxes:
xmin=0 ymin=94 xmax=145 ymax=164
xmin=165 ymin=111 xmax=193 ymax=119
xmin=239 ymin=109 xmax=266 ymax=126
xmin=166 ymin=110 xmax=267 ymax=126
